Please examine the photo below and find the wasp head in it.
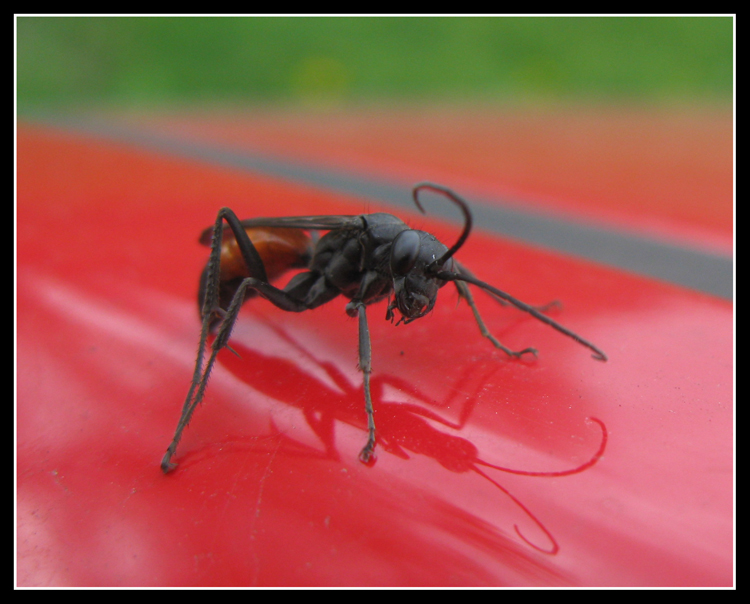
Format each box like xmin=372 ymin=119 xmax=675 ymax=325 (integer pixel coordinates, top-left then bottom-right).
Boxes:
xmin=386 ymin=229 xmax=452 ymax=324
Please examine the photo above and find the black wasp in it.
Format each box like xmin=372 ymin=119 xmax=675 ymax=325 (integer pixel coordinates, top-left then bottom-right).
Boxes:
xmin=161 ymin=182 xmax=607 ymax=472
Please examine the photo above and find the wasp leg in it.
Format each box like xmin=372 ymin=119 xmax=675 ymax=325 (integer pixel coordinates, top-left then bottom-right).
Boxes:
xmin=163 ymin=281 xmax=335 ymax=472
xmin=439 ymin=271 xmax=607 ymax=361
xmin=215 ymin=207 xmax=269 ymax=282
xmin=161 ymin=309 xmax=213 ymax=472
xmin=352 ymin=302 xmax=377 ymax=463
xmin=454 ymin=260 xmax=560 ymax=314
xmin=163 ymin=278 xmax=318 ymax=473
xmin=162 ymin=208 xmax=277 ymax=473
xmin=454 ymin=279 xmax=538 ymax=359
xmin=162 ymin=276 xmax=268 ymax=472
xmin=534 ymin=299 xmax=562 ymax=313
xmin=161 ymin=325 xmax=221 ymax=473
xmin=453 ymin=260 xmax=507 ymax=307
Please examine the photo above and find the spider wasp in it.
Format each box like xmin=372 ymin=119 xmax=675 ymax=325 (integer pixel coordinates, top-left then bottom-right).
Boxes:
xmin=162 ymin=183 xmax=606 ymax=472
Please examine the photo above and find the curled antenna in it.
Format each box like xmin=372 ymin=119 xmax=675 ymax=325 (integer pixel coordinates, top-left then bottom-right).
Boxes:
xmin=412 ymin=182 xmax=472 ymax=268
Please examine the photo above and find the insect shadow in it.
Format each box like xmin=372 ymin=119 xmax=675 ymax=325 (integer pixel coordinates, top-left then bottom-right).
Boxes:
xmin=189 ymin=316 xmax=607 ymax=555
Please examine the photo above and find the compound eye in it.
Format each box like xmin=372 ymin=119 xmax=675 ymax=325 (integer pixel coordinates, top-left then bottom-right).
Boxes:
xmin=390 ymin=230 xmax=421 ymax=276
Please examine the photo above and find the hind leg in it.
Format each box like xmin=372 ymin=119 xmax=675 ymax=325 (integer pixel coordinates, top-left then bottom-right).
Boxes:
xmin=163 ymin=208 xmax=302 ymax=472
xmin=162 ymin=208 xmax=343 ymax=472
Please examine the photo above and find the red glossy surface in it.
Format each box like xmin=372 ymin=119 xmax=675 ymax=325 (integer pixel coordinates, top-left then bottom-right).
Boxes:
xmin=17 ymin=121 xmax=733 ymax=586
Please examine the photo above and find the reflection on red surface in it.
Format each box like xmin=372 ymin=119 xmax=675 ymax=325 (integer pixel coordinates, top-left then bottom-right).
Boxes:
xmin=192 ymin=320 xmax=608 ymax=556
xmin=17 ymin=121 xmax=733 ymax=586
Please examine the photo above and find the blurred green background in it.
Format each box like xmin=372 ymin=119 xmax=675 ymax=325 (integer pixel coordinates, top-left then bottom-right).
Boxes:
xmin=17 ymin=16 xmax=733 ymax=111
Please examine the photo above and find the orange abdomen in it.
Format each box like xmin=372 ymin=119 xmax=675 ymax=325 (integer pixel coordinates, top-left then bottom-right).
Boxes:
xmin=218 ymin=227 xmax=313 ymax=282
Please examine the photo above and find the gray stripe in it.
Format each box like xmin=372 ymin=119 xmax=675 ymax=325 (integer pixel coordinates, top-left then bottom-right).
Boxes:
xmin=41 ymin=117 xmax=733 ymax=300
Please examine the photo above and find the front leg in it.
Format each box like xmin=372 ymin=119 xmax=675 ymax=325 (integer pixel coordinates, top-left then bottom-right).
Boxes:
xmin=454 ymin=278 xmax=538 ymax=359
xmin=349 ymin=301 xmax=377 ymax=464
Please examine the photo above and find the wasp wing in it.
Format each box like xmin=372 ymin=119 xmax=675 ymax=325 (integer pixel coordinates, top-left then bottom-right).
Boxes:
xmin=199 ymin=215 xmax=363 ymax=245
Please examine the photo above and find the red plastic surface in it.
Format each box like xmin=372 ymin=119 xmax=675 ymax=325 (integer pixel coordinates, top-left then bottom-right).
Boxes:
xmin=16 ymin=119 xmax=733 ymax=586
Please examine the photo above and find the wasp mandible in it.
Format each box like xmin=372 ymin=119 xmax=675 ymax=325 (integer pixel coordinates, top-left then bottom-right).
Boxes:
xmin=161 ymin=183 xmax=607 ymax=472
